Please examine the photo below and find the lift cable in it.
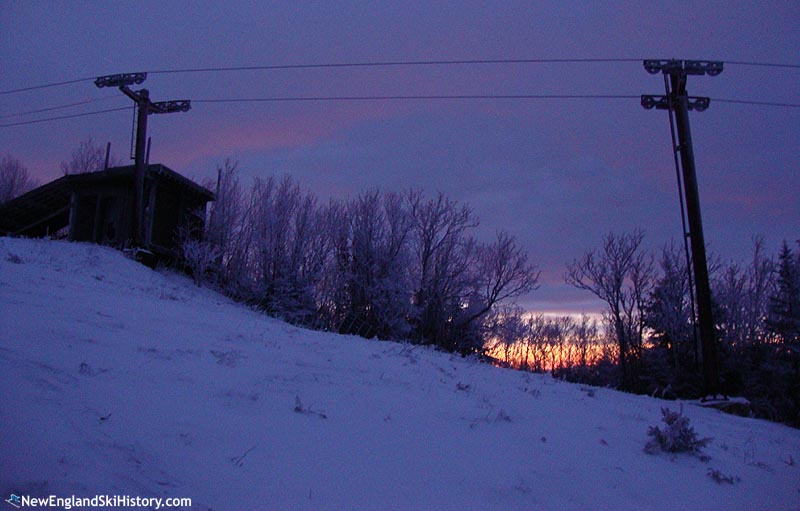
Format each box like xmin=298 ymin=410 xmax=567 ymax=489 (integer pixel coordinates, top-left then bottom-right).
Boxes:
xmin=2 ymin=57 xmax=798 ymax=95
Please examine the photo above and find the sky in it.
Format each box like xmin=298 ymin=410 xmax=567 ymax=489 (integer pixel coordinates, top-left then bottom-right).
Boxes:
xmin=1 ymin=1 xmax=798 ymax=314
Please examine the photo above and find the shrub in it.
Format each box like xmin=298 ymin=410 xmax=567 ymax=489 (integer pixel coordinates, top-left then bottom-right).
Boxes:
xmin=707 ymin=468 xmax=740 ymax=484
xmin=645 ymin=406 xmax=711 ymax=455
xmin=180 ymin=239 xmax=220 ymax=287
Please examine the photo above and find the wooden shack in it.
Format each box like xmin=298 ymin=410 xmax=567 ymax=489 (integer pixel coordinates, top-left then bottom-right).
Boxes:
xmin=0 ymin=164 xmax=214 ymax=259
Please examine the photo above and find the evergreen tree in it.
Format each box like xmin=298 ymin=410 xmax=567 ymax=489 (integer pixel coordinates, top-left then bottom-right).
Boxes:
xmin=643 ymin=245 xmax=699 ymax=395
xmin=766 ymin=241 xmax=800 ymax=344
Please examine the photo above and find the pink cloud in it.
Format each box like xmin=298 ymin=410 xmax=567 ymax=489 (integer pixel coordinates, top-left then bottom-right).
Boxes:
xmin=152 ymin=100 xmax=415 ymax=168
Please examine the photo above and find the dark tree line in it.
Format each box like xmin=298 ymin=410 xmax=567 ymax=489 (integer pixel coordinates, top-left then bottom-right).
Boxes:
xmin=0 ymin=153 xmax=37 ymax=203
xmin=557 ymin=232 xmax=800 ymax=427
xmin=184 ymin=160 xmax=539 ymax=354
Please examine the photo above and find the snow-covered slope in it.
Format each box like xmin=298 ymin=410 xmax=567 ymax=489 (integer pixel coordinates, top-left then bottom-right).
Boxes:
xmin=1 ymin=238 xmax=798 ymax=511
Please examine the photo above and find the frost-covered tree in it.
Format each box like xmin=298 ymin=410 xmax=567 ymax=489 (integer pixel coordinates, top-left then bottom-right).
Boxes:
xmin=180 ymin=238 xmax=220 ymax=287
xmin=646 ymin=245 xmax=693 ymax=351
xmin=201 ymin=159 xmax=250 ymax=294
xmin=173 ymin=164 xmax=540 ymax=355
xmin=714 ymin=237 xmax=775 ymax=347
xmin=205 ymin=160 xmax=243 ymax=260
xmin=334 ymin=191 xmax=413 ymax=339
xmin=0 ymin=152 xmax=36 ymax=203
xmin=248 ymin=175 xmax=323 ymax=324
xmin=644 ymin=406 xmax=711 ymax=455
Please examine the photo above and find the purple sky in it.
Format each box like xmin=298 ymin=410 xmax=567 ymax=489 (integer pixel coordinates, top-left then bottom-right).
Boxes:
xmin=2 ymin=1 xmax=798 ymax=314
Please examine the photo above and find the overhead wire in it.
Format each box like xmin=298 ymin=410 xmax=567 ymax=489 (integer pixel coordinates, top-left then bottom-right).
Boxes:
xmin=0 ymin=94 xmax=638 ymax=128
xmin=193 ymin=93 xmax=641 ymax=103
xmin=0 ymin=77 xmax=95 ymax=95
xmin=0 ymin=107 xmax=130 ymax=128
xmin=0 ymin=94 xmax=124 ymax=119
xmin=193 ymin=94 xmax=799 ymax=107
xmin=2 ymin=92 xmax=798 ymax=129
xmin=713 ymin=98 xmax=800 ymax=108
xmin=0 ymin=94 xmax=653 ymax=128
xmin=145 ymin=57 xmax=643 ymax=75
xmin=1 ymin=58 xmax=797 ymax=127
xmin=2 ymin=57 xmax=798 ymax=96
xmin=725 ymin=61 xmax=800 ymax=69
xmin=0 ymin=59 xmax=643 ymax=94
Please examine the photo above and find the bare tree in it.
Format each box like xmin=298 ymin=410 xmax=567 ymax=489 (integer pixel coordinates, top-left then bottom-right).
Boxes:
xmin=313 ymin=199 xmax=351 ymax=330
xmin=407 ymin=190 xmax=479 ymax=349
xmin=742 ymin=237 xmax=776 ymax=345
xmin=0 ymin=153 xmax=37 ymax=203
xmin=566 ymin=230 xmax=654 ymax=390
xmin=484 ymin=305 xmax=527 ymax=366
xmin=60 ymin=138 xmax=121 ymax=175
xmin=404 ymin=191 xmax=541 ymax=353
xmin=573 ymin=313 xmax=601 ymax=368
xmin=463 ymin=231 xmax=540 ymax=325
xmin=524 ymin=314 xmax=548 ymax=371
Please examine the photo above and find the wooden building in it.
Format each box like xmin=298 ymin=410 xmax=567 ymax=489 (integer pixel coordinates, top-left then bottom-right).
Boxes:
xmin=0 ymin=164 xmax=214 ymax=259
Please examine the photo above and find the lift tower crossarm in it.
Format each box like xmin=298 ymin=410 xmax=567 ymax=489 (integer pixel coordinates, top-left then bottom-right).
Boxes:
xmin=117 ymin=87 xmax=191 ymax=114
xmin=94 ymin=72 xmax=147 ymax=89
xmin=151 ymin=100 xmax=192 ymax=114
xmin=644 ymin=60 xmax=723 ymax=76
xmin=641 ymin=95 xmax=710 ymax=112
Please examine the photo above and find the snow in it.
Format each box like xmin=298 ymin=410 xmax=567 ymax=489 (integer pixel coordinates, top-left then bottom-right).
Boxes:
xmin=1 ymin=237 xmax=798 ymax=511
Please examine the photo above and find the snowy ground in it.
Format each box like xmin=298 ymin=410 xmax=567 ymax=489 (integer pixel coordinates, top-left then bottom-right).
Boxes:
xmin=1 ymin=238 xmax=798 ymax=511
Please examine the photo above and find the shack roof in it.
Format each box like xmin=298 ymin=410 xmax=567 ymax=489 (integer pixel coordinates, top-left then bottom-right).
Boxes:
xmin=0 ymin=164 xmax=214 ymax=236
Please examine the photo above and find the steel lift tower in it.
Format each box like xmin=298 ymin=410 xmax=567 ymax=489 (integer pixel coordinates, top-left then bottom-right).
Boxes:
xmin=642 ymin=59 xmax=723 ymax=398
xmin=95 ymin=73 xmax=190 ymax=246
